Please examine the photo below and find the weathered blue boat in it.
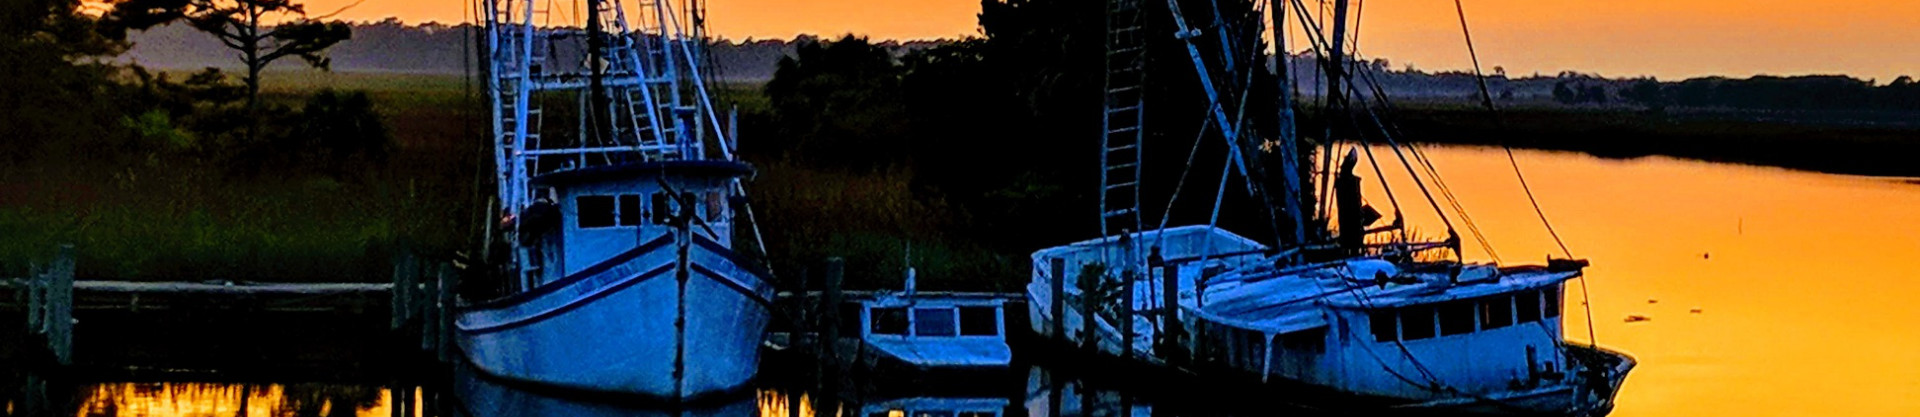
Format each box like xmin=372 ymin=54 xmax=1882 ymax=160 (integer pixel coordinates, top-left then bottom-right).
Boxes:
xmin=1024 ymin=0 xmax=1632 ymax=414
xmin=456 ymin=0 xmax=773 ymax=401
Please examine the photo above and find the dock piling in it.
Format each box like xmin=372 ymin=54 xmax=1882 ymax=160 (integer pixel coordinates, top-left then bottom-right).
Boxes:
xmin=1049 ymin=258 xmax=1065 ymax=344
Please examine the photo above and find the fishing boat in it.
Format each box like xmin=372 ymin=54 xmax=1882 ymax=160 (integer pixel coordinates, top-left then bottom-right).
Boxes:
xmin=765 ymin=267 xmax=1017 ymax=394
xmin=1025 ymin=0 xmax=1632 ymax=414
xmin=455 ymin=0 xmax=774 ymax=401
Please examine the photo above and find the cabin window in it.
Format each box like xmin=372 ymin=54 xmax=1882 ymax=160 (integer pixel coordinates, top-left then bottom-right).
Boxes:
xmin=959 ymin=412 xmax=995 ymax=417
xmin=1481 ymin=295 xmax=1513 ymax=329
xmin=682 ymin=192 xmax=700 ymax=220
xmin=1517 ymin=290 xmax=1543 ymax=323
xmin=576 ymin=195 xmax=616 ymax=228
xmin=1400 ymin=306 xmax=1436 ymax=340
xmin=650 ymin=192 xmax=673 ymax=224
xmin=1278 ymin=327 xmax=1327 ymax=353
xmin=1368 ymin=310 xmax=1398 ymax=342
xmin=1544 ymin=287 xmax=1562 ymax=318
xmin=959 ymin=306 xmax=999 ymax=336
xmin=913 ymin=307 xmax=958 ymax=337
xmin=1439 ymin=301 xmax=1476 ymax=336
xmin=871 ymin=307 xmax=908 ymax=335
xmin=618 ymin=194 xmax=644 ymax=226
xmin=705 ymin=191 xmax=725 ymax=221
xmin=914 ymin=411 xmax=955 ymax=417
xmin=839 ymin=302 xmax=865 ymax=336
xmin=867 ymin=412 xmax=889 ymax=417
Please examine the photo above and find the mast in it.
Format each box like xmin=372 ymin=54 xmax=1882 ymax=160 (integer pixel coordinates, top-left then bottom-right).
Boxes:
xmin=586 ymin=0 xmax=610 ymax=147
xmin=1270 ymin=0 xmax=1308 ymax=249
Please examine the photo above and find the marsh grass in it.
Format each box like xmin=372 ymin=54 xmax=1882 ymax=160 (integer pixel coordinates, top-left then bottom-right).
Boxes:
xmin=0 ymin=70 xmax=481 ymax=282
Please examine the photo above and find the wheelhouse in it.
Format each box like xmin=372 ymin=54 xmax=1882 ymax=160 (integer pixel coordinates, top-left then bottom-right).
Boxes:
xmin=514 ymin=161 xmax=748 ymax=289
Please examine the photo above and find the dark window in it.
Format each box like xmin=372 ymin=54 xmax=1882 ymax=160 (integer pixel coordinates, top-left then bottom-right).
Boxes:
xmin=868 ymin=412 xmax=888 ymax=417
xmin=1544 ymin=287 xmax=1561 ymax=318
xmin=1369 ymin=310 xmax=1398 ymax=342
xmin=705 ymin=191 xmax=725 ymax=220
xmin=914 ymin=412 xmax=954 ymax=417
xmin=871 ymin=308 xmax=908 ymax=335
xmin=959 ymin=306 xmax=998 ymax=336
xmin=959 ymin=412 xmax=994 ymax=417
xmin=1400 ymin=306 xmax=1436 ymax=340
xmin=1278 ymin=327 xmax=1327 ymax=353
xmin=1517 ymin=290 xmax=1543 ymax=323
xmin=1481 ymin=296 xmax=1513 ymax=329
xmin=839 ymin=302 xmax=865 ymax=336
xmin=682 ymin=192 xmax=699 ymax=220
xmin=617 ymin=194 xmax=643 ymax=226
xmin=576 ymin=195 xmax=615 ymax=228
xmin=914 ymin=307 xmax=957 ymax=336
xmin=1439 ymin=301 xmax=1476 ymax=336
xmin=650 ymin=192 xmax=672 ymax=224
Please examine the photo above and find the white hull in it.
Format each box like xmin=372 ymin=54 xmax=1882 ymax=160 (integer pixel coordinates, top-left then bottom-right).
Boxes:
xmin=457 ymin=234 xmax=773 ymax=399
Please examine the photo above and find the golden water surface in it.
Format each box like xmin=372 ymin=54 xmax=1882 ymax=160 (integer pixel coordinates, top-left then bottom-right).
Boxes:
xmin=1358 ymin=145 xmax=1920 ymax=417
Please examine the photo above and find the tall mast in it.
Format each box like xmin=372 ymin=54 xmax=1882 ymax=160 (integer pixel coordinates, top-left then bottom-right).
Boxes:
xmin=1270 ymin=0 xmax=1308 ymax=248
xmin=586 ymin=0 xmax=610 ymax=146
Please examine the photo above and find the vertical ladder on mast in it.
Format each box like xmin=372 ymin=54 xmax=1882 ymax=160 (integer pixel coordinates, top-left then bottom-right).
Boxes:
xmin=608 ymin=0 xmax=682 ymax=160
xmin=1102 ymin=0 xmax=1149 ymax=241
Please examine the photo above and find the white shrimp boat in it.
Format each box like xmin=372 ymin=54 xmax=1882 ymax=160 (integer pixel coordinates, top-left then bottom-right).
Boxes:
xmin=1025 ymin=0 xmax=1631 ymax=414
xmin=456 ymin=0 xmax=773 ymax=401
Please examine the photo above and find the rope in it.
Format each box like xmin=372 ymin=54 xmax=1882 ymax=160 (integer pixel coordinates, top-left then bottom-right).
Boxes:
xmin=1452 ymin=0 xmax=1595 ymax=346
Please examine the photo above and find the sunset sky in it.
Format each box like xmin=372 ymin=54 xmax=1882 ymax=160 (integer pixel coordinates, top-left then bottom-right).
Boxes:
xmin=295 ymin=0 xmax=1919 ymax=81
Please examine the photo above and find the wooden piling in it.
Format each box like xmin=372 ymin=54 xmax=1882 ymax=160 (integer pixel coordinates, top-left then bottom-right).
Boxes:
xmin=1161 ymin=262 xmax=1185 ymax=363
xmin=1078 ymin=266 xmax=1096 ymax=353
xmin=391 ymin=253 xmax=416 ymax=332
xmin=821 ymin=257 xmax=844 ymax=393
xmin=1121 ymin=270 xmax=1134 ymax=360
xmin=1049 ymin=258 xmax=1065 ymax=344
xmin=435 ymin=264 xmax=456 ymax=363
xmin=42 ymin=244 xmax=74 ymax=366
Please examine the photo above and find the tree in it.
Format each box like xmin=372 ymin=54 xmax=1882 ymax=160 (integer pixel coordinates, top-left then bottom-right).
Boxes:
xmin=1551 ymin=81 xmax=1577 ymax=104
xmin=108 ymin=0 xmax=351 ymax=111
xmin=763 ymin=35 xmax=910 ymax=170
xmin=1 ymin=0 xmax=133 ymax=161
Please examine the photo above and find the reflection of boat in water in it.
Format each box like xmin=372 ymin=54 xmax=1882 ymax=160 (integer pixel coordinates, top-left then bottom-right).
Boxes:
xmin=1022 ymin=367 xmax=1149 ymax=417
xmin=453 ymin=365 xmax=758 ymax=417
xmin=456 ymin=0 xmax=772 ymax=401
xmin=1023 ymin=0 xmax=1631 ymax=414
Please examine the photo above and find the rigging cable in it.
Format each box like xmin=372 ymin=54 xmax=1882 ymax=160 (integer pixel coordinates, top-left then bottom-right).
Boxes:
xmin=1452 ymin=0 xmax=1595 ymax=346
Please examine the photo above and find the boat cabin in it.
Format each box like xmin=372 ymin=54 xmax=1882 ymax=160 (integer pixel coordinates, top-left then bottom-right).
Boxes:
xmin=853 ymin=292 xmax=1014 ymax=368
xmin=516 ymin=161 xmax=749 ymax=288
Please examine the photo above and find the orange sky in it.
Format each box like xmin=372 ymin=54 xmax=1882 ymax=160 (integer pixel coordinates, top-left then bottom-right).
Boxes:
xmin=299 ymin=0 xmax=1918 ymax=81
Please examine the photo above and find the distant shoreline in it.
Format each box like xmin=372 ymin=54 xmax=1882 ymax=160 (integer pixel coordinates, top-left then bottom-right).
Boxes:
xmin=1350 ymin=105 xmax=1920 ymax=178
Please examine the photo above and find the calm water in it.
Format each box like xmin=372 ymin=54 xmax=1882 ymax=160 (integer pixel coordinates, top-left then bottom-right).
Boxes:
xmin=13 ymin=146 xmax=1920 ymax=416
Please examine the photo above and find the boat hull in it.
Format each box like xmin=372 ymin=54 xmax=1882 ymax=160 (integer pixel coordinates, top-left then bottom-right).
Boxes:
xmin=457 ymin=234 xmax=773 ymax=401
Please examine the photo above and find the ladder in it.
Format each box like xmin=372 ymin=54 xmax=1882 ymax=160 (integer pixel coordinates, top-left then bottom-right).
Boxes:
xmin=1101 ymin=0 xmax=1148 ymax=240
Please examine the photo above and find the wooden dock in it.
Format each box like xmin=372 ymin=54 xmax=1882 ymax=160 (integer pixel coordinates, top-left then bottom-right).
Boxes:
xmin=3 ymin=245 xmax=459 ymax=373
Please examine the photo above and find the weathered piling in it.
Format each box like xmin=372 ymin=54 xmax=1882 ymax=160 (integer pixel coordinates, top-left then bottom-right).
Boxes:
xmin=1078 ymin=266 xmax=1097 ymax=353
xmin=437 ymin=264 xmax=456 ymax=363
xmin=1121 ymin=270 xmax=1134 ymax=360
xmin=1050 ymin=258 xmax=1065 ymax=344
xmin=820 ymin=257 xmax=844 ymax=393
xmin=23 ymin=245 xmax=76 ymax=366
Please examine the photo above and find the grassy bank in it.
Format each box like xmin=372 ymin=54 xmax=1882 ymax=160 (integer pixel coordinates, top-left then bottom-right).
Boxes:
xmin=0 ymin=71 xmax=482 ymax=282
